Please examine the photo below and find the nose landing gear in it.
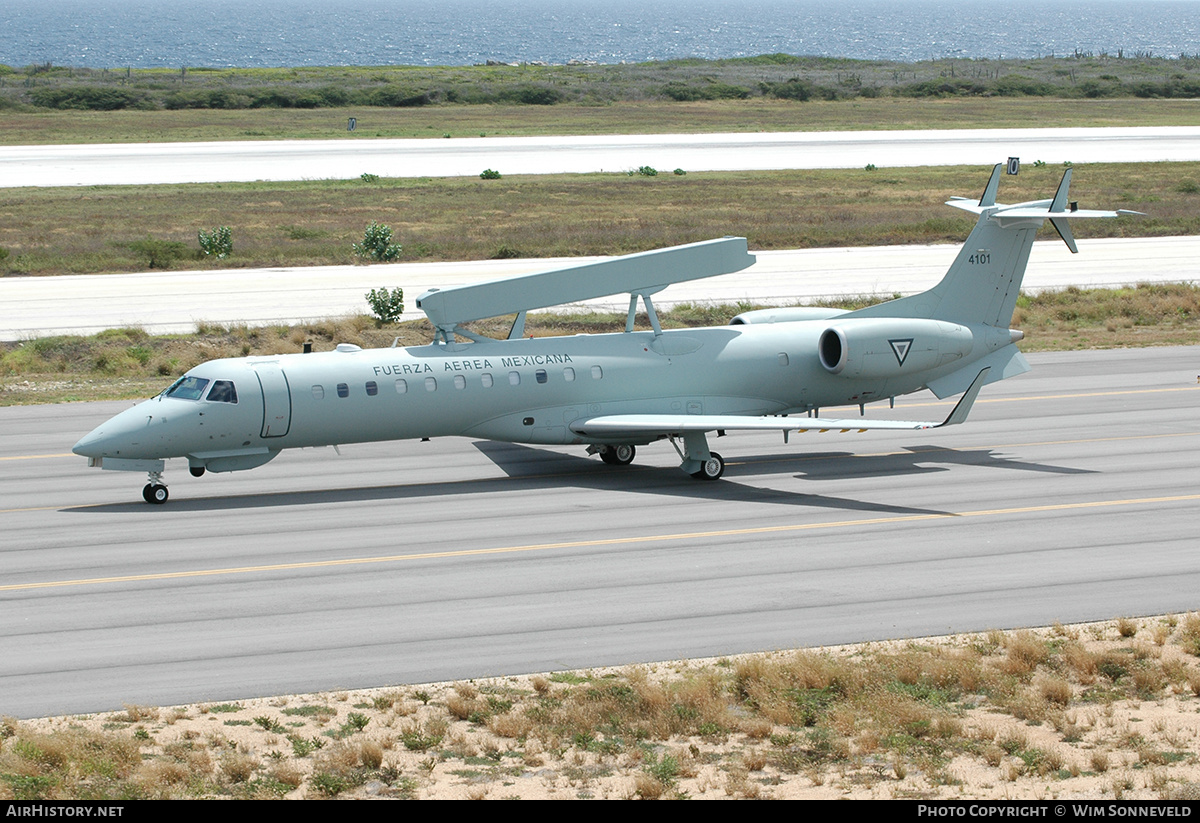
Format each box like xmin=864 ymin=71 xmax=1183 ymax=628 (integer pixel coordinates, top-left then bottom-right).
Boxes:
xmin=142 ymin=470 xmax=169 ymax=504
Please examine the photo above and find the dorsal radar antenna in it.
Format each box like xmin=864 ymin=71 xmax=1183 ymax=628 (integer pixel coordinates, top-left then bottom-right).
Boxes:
xmin=415 ymin=237 xmax=755 ymax=343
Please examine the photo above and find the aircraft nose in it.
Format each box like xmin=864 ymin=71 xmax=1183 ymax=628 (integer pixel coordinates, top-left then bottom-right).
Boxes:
xmin=72 ymin=402 xmax=157 ymax=458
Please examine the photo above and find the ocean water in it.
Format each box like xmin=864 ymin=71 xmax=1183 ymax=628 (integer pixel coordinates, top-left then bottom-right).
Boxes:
xmin=3 ymin=0 xmax=1198 ymax=69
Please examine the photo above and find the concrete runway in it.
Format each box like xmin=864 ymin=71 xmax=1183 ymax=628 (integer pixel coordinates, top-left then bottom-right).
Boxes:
xmin=2 ymin=346 xmax=1198 ymax=718
xmin=5 ymin=127 xmax=1200 ymax=188
xmin=3 ymin=236 xmax=1195 ymax=341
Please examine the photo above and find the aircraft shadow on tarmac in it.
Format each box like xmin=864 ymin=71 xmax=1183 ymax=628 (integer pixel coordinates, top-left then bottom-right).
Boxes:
xmin=738 ymin=443 xmax=1096 ymax=481
xmin=72 ymin=440 xmax=1090 ymax=518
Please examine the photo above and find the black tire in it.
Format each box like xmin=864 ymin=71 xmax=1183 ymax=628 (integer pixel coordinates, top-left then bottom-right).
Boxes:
xmin=691 ymin=452 xmax=725 ymax=481
xmin=145 ymin=484 xmax=169 ymax=504
xmin=611 ymin=444 xmax=636 ymax=465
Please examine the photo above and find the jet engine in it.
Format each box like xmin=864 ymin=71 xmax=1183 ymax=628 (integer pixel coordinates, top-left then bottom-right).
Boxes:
xmin=818 ymin=318 xmax=973 ymax=379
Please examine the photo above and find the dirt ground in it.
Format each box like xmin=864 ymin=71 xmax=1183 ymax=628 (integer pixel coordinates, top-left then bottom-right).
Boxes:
xmin=8 ymin=616 xmax=1200 ymax=800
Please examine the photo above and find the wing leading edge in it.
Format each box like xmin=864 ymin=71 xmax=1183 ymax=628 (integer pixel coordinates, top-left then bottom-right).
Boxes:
xmin=571 ymin=368 xmax=990 ymax=439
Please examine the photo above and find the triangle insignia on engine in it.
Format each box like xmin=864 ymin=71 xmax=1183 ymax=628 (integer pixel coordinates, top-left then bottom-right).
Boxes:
xmin=889 ymin=338 xmax=913 ymax=367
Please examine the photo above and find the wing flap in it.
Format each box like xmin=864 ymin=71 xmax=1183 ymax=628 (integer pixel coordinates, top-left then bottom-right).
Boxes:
xmin=573 ymin=369 xmax=990 ymax=438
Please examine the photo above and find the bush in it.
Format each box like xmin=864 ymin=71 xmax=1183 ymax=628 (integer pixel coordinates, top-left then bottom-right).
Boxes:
xmin=760 ymin=78 xmax=815 ymax=101
xmin=636 ymin=166 xmax=658 ymax=177
xmin=480 ymin=169 xmax=501 ymax=179
xmin=499 ymin=84 xmax=563 ymax=105
xmin=365 ymin=287 xmax=404 ymax=323
xmin=352 ymin=222 xmax=402 ymax=262
xmin=127 ymin=236 xmax=191 ymax=268
xmin=359 ymin=172 xmax=380 ymax=183
xmin=198 ymin=226 xmax=232 ymax=259
xmin=28 ymin=86 xmax=152 ymax=111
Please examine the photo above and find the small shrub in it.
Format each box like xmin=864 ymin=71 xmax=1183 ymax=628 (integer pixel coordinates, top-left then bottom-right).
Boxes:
xmin=310 ymin=770 xmax=350 ymax=797
xmin=253 ymin=715 xmax=284 ymax=733
xmin=673 ymin=168 xmax=686 ymax=175
xmin=479 ymin=168 xmax=501 ymax=179
xmin=197 ymin=225 xmax=232 ymax=259
xmin=353 ymin=222 xmax=402 ymax=262
xmin=365 ymin=286 xmax=404 ymax=323
xmin=637 ymin=165 xmax=658 ymax=177
xmin=205 ymin=703 xmax=243 ymax=713
xmin=127 ymin=236 xmax=190 ymax=269
xmin=359 ymin=172 xmax=380 ymax=183
xmin=865 ymin=163 xmax=877 ymax=171
xmin=492 ymin=244 xmax=521 ymax=259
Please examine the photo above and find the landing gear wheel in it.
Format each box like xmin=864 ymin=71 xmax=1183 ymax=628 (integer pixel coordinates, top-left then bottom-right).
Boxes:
xmin=142 ymin=483 xmax=169 ymax=504
xmin=599 ymin=444 xmax=636 ymax=465
xmin=691 ymin=452 xmax=724 ymax=481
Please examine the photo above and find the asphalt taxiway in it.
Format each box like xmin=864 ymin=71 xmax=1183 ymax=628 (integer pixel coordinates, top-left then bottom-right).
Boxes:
xmin=4 ymin=127 xmax=1200 ymax=187
xmin=2 ymin=346 xmax=1197 ymax=718
xmin=3 ymin=236 xmax=1195 ymax=340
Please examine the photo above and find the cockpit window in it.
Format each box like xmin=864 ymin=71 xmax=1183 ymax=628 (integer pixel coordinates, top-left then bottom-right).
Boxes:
xmin=206 ymin=380 xmax=238 ymax=404
xmin=164 ymin=376 xmax=210 ymax=400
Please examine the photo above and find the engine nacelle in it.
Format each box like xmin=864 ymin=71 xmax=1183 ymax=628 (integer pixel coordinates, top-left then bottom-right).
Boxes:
xmin=731 ymin=307 xmax=849 ymax=325
xmin=818 ymin=318 xmax=974 ymax=378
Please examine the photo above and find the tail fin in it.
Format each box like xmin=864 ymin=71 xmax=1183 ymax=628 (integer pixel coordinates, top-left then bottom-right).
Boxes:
xmin=850 ymin=164 xmax=1138 ymax=327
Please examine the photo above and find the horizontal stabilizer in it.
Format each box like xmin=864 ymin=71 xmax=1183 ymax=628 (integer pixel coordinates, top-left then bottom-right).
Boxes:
xmin=572 ymin=369 xmax=989 ymax=439
xmin=416 ymin=237 xmax=755 ymax=334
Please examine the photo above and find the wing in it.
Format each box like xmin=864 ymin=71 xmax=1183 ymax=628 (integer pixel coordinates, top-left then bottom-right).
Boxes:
xmin=571 ymin=368 xmax=989 ymax=439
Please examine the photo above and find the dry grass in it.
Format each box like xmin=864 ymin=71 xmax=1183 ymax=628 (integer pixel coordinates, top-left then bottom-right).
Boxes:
xmin=3 ymin=161 xmax=1199 ymax=277
xmin=7 ymin=616 xmax=1200 ymax=799
xmin=5 ymin=278 xmax=1200 ymax=406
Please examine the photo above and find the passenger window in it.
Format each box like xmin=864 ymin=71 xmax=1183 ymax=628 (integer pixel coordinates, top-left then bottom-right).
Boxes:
xmin=508 ymin=371 xmax=520 ymax=386
xmin=453 ymin=375 xmax=466 ymax=390
xmin=337 ymin=383 xmax=349 ymax=398
xmin=563 ymin=367 xmax=575 ymax=382
xmin=425 ymin=376 xmax=437 ymax=392
xmin=312 ymin=385 xmax=325 ymax=399
xmin=395 ymin=379 xmax=407 ymax=394
xmin=535 ymin=369 xmax=547 ymax=384
xmin=481 ymin=373 xmax=494 ymax=388
xmin=366 ymin=381 xmax=378 ymax=396
xmin=206 ymin=380 xmax=238 ymax=404
xmin=591 ymin=365 xmax=603 ymax=380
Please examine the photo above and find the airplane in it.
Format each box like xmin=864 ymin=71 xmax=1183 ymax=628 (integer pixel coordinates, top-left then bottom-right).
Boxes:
xmin=73 ymin=163 xmax=1137 ymax=503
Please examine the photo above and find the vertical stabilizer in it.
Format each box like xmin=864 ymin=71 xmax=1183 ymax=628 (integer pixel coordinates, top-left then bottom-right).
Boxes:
xmin=846 ymin=165 xmax=1131 ymax=328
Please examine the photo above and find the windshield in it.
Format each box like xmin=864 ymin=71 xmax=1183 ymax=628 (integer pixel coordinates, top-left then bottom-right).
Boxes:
xmin=163 ymin=375 xmax=210 ymax=401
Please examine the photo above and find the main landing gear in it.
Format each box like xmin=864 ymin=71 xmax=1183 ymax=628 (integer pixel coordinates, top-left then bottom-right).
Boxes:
xmin=142 ymin=470 xmax=169 ymax=504
xmin=588 ymin=443 xmax=637 ymax=466
xmin=598 ymin=444 xmax=636 ymax=465
xmin=691 ymin=452 xmax=725 ymax=481
xmin=674 ymin=431 xmax=725 ymax=481
xmin=589 ymin=433 xmax=726 ymax=481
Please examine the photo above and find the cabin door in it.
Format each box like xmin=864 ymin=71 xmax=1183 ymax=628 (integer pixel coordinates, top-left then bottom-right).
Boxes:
xmin=254 ymin=363 xmax=292 ymax=438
